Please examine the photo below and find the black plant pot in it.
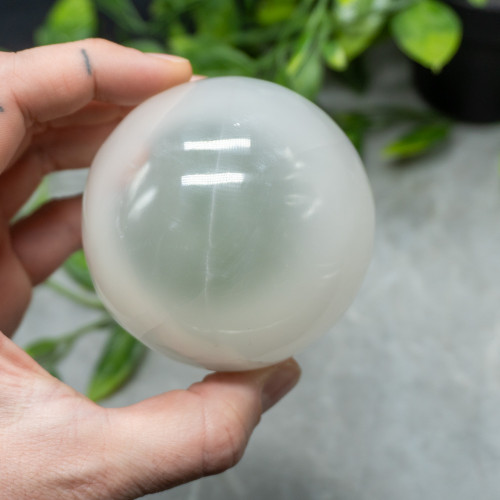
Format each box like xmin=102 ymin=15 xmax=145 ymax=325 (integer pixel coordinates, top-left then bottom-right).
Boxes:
xmin=0 ymin=0 xmax=152 ymax=51
xmin=413 ymin=0 xmax=500 ymax=123
xmin=0 ymin=0 xmax=55 ymax=51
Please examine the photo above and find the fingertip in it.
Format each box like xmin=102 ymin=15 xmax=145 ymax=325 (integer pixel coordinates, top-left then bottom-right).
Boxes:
xmin=147 ymin=53 xmax=190 ymax=64
xmin=142 ymin=51 xmax=192 ymax=88
xmin=201 ymin=358 xmax=302 ymax=413
xmin=259 ymin=359 xmax=302 ymax=412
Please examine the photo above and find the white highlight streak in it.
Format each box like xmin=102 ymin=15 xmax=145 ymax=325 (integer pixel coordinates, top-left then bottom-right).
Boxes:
xmin=181 ymin=172 xmax=245 ymax=186
xmin=183 ymin=138 xmax=251 ymax=151
xmin=129 ymin=187 xmax=157 ymax=219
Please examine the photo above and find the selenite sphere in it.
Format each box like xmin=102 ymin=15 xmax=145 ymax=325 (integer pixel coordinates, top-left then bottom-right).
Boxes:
xmin=83 ymin=76 xmax=375 ymax=371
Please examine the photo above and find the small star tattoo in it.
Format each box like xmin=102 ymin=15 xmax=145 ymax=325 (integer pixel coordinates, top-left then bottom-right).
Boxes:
xmin=81 ymin=48 xmax=92 ymax=76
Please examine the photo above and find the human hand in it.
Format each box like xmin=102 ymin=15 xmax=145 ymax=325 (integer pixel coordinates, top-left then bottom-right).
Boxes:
xmin=0 ymin=40 xmax=301 ymax=499
xmin=0 ymin=38 xmax=193 ymax=336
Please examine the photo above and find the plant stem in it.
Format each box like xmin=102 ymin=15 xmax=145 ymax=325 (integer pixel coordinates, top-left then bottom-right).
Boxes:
xmin=49 ymin=317 xmax=114 ymax=359
xmin=65 ymin=316 xmax=114 ymax=342
xmin=46 ymin=279 xmax=106 ymax=310
xmin=25 ymin=316 xmax=115 ymax=371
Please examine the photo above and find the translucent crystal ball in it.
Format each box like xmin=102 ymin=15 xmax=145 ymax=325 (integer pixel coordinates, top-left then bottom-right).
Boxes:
xmin=83 ymin=76 xmax=375 ymax=371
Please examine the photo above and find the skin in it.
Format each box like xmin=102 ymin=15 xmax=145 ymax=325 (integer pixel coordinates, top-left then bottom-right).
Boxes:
xmin=0 ymin=39 xmax=301 ymax=500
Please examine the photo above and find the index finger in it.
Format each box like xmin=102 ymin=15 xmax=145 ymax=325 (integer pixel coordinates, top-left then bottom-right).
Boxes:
xmin=0 ymin=38 xmax=192 ymax=170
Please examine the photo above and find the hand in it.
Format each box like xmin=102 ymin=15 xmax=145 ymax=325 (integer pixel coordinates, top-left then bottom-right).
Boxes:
xmin=0 ymin=40 xmax=301 ymax=499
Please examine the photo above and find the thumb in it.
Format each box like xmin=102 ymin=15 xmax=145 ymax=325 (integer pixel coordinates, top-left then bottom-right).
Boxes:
xmin=103 ymin=359 xmax=301 ymax=498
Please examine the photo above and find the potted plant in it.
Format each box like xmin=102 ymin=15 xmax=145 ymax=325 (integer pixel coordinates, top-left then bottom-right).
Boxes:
xmin=29 ymin=0 xmax=466 ymax=161
xmin=0 ymin=0 xmax=56 ymax=50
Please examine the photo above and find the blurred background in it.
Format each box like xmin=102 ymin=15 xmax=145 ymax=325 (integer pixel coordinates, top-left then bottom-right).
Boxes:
xmin=3 ymin=1 xmax=500 ymax=499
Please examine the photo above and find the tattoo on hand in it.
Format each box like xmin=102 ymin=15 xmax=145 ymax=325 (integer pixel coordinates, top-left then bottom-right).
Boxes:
xmin=81 ymin=49 xmax=92 ymax=76
xmin=0 ymin=106 xmax=4 ymax=113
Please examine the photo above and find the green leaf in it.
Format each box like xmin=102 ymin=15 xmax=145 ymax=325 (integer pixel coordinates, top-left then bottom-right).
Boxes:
xmin=94 ymin=0 xmax=150 ymax=35
xmin=34 ymin=0 xmax=97 ymax=45
xmin=332 ymin=0 xmax=388 ymax=63
xmin=285 ymin=28 xmax=314 ymax=77
xmin=124 ymin=38 xmax=165 ymax=53
xmin=334 ymin=0 xmax=377 ymax=24
xmin=150 ymin=0 xmax=201 ymax=29
xmin=13 ymin=178 xmax=50 ymax=222
xmin=193 ymin=0 xmax=240 ymax=39
xmin=322 ymin=39 xmax=348 ymax=71
xmin=284 ymin=14 xmax=328 ymax=100
xmin=152 ymin=0 xmax=240 ymax=41
xmin=335 ymin=112 xmax=372 ymax=153
xmin=383 ymin=120 xmax=451 ymax=160
xmin=285 ymin=51 xmax=324 ymax=99
xmin=390 ymin=0 xmax=462 ymax=72
xmin=87 ymin=325 xmax=147 ymax=402
xmin=337 ymin=13 xmax=386 ymax=61
xmin=467 ymin=0 xmax=488 ymax=6
xmin=25 ymin=317 xmax=113 ymax=378
xmin=64 ymin=250 xmax=94 ymax=291
xmin=170 ymin=34 xmax=257 ymax=76
xmin=25 ymin=337 xmax=73 ymax=368
xmin=256 ymin=0 xmax=298 ymax=26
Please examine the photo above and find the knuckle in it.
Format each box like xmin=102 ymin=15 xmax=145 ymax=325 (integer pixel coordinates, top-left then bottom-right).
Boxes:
xmin=0 ymin=50 xmax=15 ymax=77
xmin=80 ymin=37 xmax=109 ymax=47
xmin=80 ymin=38 xmax=117 ymax=52
xmin=200 ymin=399 xmax=250 ymax=476
xmin=0 ymin=52 xmax=18 ymax=104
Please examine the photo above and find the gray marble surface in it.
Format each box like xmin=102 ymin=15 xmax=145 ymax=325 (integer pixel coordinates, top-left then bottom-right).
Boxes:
xmin=13 ymin=46 xmax=500 ymax=499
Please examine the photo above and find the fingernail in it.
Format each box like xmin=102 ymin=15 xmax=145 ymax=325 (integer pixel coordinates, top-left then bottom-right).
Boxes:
xmin=190 ymin=74 xmax=206 ymax=81
xmin=148 ymin=53 xmax=190 ymax=64
xmin=261 ymin=359 xmax=301 ymax=413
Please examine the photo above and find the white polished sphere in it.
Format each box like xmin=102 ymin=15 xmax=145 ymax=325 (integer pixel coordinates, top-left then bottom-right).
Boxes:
xmin=83 ymin=76 xmax=374 ymax=371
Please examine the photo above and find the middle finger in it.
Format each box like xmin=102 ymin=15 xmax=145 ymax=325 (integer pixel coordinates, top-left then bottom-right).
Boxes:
xmin=0 ymin=119 xmax=121 ymax=220
xmin=5 ymin=101 xmax=132 ymax=171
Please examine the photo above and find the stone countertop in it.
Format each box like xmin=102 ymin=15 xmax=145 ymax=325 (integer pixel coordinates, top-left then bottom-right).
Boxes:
xmin=13 ymin=47 xmax=500 ymax=500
